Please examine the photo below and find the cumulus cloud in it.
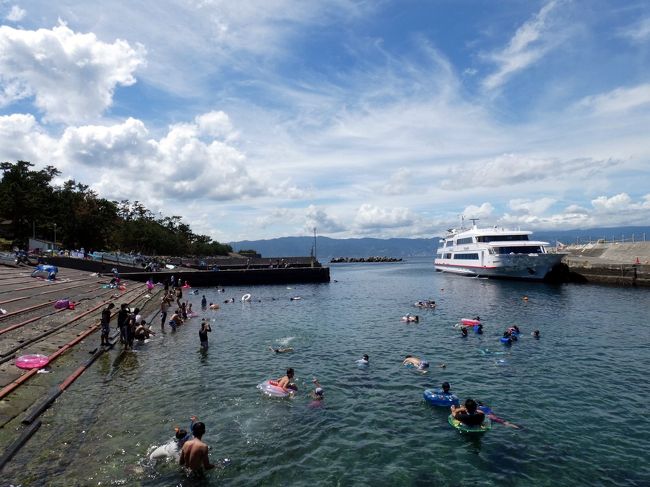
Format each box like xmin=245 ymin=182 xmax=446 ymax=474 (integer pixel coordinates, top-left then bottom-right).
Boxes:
xmin=305 ymin=205 xmax=344 ymax=233
xmin=0 ymin=113 xmax=56 ymax=163
xmin=354 ymin=204 xmax=416 ymax=230
xmin=5 ymin=5 xmax=25 ymax=22
xmin=482 ymin=0 xmax=565 ymax=90
xmin=462 ymin=203 xmax=494 ymax=220
xmin=0 ymin=22 xmax=145 ymax=123
xmin=440 ymin=154 xmax=617 ymax=189
xmin=0 ymin=111 xmax=304 ymax=206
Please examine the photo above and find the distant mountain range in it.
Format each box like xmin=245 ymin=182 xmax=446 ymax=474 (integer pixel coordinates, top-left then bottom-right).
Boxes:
xmin=230 ymin=226 xmax=650 ymax=259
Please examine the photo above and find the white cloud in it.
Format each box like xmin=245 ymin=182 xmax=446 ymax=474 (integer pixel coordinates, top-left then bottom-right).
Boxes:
xmin=462 ymin=203 xmax=494 ymax=220
xmin=576 ymin=84 xmax=650 ymax=114
xmin=441 ymin=154 xmax=617 ymax=189
xmin=620 ymin=17 xmax=650 ymax=43
xmin=0 ymin=113 xmax=56 ymax=163
xmin=381 ymin=168 xmax=412 ymax=195
xmin=305 ymin=205 xmax=344 ymax=233
xmin=482 ymin=0 xmax=564 ymax=91
xmin=0 ymin=22 xmax=145 ymax=123
xmin=5 ymin=5 xmax=25 ymax=22
xmin=354 ymin=204 xmax=416 ymax=230
xmin=591 ymin=193 xmax=633 ymax=211
xmin=509 ymin=197 xmax=556 ymax=215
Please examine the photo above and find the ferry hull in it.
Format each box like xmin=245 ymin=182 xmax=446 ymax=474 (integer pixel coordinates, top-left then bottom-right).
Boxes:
xmin=434 ymin=254 xmax=564 ymax=280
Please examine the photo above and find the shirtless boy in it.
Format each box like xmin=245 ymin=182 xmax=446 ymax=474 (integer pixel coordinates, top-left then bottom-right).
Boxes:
xmin=179 ymin=422 xmax=214 ymax=474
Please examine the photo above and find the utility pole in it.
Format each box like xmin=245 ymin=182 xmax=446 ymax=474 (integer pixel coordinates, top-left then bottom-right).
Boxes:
xmin=53 ymin=223 xmax=57 ymax=251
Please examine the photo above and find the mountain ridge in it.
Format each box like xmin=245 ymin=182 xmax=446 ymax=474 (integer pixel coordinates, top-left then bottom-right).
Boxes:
xmin=230 ymin=226 xmax=650 ymax=259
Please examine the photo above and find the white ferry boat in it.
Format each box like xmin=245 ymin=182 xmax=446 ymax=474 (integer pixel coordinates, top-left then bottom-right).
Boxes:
xmin=434 ymin=220 xmax=565 ymax=280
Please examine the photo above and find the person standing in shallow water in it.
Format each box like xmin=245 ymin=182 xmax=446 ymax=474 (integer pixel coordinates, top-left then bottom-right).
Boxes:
xmin=100 ymin=303 xmax=115 ymax=346
xmin=199 ymin=320 xmax=212 ymax=350
xmin=179 ymin=422 xmax=215 ymax=474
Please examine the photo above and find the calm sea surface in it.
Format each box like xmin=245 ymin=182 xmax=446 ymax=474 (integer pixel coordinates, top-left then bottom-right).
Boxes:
xmin=6 ymin=258 xmax=650 ymax=486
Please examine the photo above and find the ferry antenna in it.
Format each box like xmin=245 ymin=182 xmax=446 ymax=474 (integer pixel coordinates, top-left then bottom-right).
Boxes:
xmin=469 ymin=218 xmax=480 ymax=227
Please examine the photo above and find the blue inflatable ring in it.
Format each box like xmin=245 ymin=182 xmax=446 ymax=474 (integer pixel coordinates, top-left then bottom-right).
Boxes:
xmin=423 ymin=389 xmax=460 ymax=407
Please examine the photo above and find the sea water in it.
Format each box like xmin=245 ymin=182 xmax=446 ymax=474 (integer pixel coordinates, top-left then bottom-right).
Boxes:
xmin=5 ymin=258 xmax=650 ymax=486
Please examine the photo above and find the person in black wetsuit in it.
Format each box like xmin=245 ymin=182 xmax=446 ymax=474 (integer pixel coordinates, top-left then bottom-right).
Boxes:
xmin=117 ymin=303 xmax=129 ymax=346
xmin=451 ymin=398 xmax=485 ymax=426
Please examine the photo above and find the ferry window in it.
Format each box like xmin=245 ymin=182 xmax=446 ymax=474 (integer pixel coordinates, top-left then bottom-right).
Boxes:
xmin=444 ymin=253 xmax=452 ymax=259
xmin=456 ymin=237 xmax=473 ymax=245
xmin=494 ymin=246 xmax=542 ymax=254
xmin=477 ymin=235 xmax=529 ymax=242
xmin=445 ymin=241 xmax=454 ymax=247
xmin=453 ymin=253 xmax=479 ymax=260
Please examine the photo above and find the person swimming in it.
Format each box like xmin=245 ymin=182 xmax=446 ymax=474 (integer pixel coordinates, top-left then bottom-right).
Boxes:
xmin=532 ymin=330 xmax=540 ymax=339
xmin=269 ymin=346 xmax=294 ymax=354
xmin=476 ymin=401 xmax=520 ymax=429
xmin=357 ymin=353 xmax=370 ymax=366
xmin=310 ymin=378 xmax=324 ymax=401
xmin=403 ymin=355 xmax=429 ymax=370
xmin=461 ymin=327 xmax=468 ymax=337
xmin=201 ymin=295 xmax=207 ymax=308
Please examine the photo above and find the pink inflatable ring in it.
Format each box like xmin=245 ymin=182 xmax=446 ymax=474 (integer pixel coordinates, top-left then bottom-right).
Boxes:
xmin=15 ymin=354 xmax=50 ymax=369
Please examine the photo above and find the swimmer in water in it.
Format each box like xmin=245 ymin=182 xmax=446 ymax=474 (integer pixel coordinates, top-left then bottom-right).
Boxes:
xmin=403 ymin=355 xmax=429 ymax=370
xmin=201 ymin=295 xmax=207 ymax=309
xmin=357 ymin=353 xmax=369 ymax=365
xmin=269 ymin=346 xmax=294 ymax=354
xmin=461 ymin=327 xmax=468 ymax=337
xmin=532 ymin=330 xmax=540 ymax=339
xmin=276 ymin=367 xmax=297 ymax=391
xmin=441 ymin=381 xmax=452 ymax=394
xmin=476 ymin=323 xmax=483 ymax=334
xmin=476 ymin=401 xmax=520 ymax=429
xmin=310 ymin=378 xmax=324 ymax=401
xmin=209 ymin=303 xmax=220 ymax=310
xmin=179 ymin=422 xmax=215 ymax=474
xmin=451 ymin=398 xmax=486 ymax=426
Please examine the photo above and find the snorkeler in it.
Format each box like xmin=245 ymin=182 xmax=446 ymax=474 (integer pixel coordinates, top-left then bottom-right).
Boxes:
xmin=403 ymin=355 xmax=429 ymax=370
xmin=269 ymin=346 xmax=294 ymax=353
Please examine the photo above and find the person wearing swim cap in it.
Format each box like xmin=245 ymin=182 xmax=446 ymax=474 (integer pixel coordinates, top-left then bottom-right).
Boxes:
xmin=310 ymin=378 xmax=324 ymax=401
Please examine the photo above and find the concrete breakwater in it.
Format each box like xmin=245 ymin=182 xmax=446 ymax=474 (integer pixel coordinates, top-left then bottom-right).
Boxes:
xmin=330 ymin=256 xmax=403 ymax=263
xmin=47 ymin=256 xmax=330 ymax=285
xmin=559 ymin=242 xmax=650 ymax=287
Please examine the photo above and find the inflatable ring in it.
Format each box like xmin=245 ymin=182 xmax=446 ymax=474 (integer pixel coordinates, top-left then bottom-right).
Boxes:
xmin=500 ymin=337 xmax=512 ymax=344
xmin=257 ymin=379 xmax=292 ymax=398
xmin=423 ymin=389 xmax=459 ymax=407
xmin=16 ymin=354 xmax=49 ymax=369
xmin=448 ymin=414 xmax=492 ymax=434
xmin=241 ymin=293 xmax=252 ymax=302
xmin=461 ymin=318 xmax=481 ymax=326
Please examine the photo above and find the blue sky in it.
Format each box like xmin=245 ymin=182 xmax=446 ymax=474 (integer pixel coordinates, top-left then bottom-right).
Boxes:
xmin=0 ymin=0 xmax=649 ymax=241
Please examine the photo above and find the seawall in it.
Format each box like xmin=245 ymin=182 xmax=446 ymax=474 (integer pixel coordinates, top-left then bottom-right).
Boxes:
xmin=559 ymin=242 xmax=650 ymax=287
xmin=46 ymin=256 xmax=330 ymax=286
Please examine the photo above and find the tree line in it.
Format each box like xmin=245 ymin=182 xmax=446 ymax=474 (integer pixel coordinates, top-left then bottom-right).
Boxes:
xmin=0 ymin=161 xmax=232 ymax=256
